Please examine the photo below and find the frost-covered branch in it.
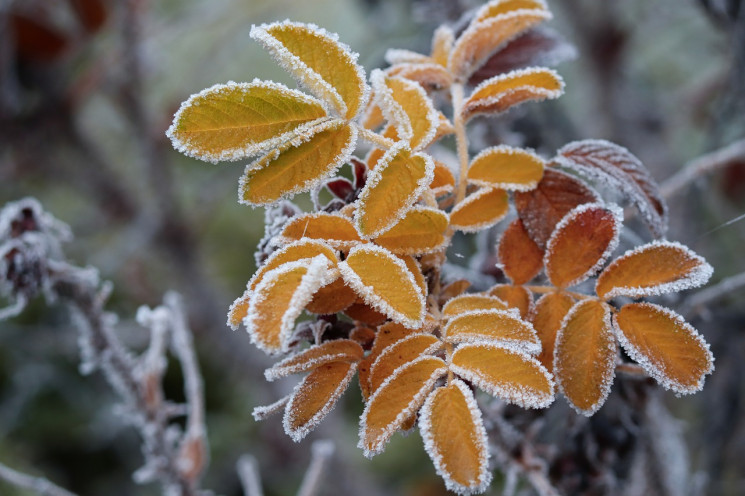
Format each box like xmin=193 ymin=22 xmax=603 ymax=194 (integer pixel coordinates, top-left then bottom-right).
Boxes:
xmin=681 ymin=270 xmax=745 ymax=318
xmin=237 ymin=455 xmax=264 ymax=496
xmin=297 ymin=440 xmax=335 ymax=496
xmin=0 ymin=461 xmax=78 ymax=496
xmin=660 ymin=138 xmax=745 ymax=198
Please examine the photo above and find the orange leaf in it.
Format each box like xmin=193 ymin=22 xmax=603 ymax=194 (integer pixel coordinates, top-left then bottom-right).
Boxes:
xmin=227 ymin=288 xmax=251 ymax=331
xmin=239 ymin=119 xmax=356 ymax=205
xmin=283 ymin=361 xmax=357 ymax=441
xmin=361 ymin=97 xmax=385 ymax=130
xmin=449 ymin=188 xmax=509 ymax=232
xmin=531 ymin=292 xmax=575 ymax=372
xmin=265 ymin=339 xmax=363 ymax=381
xmin=614 ymin=302 xmax=713 ymax=394
xmin=386 ymin=63 xmax=453 ymax=93
xmin=248 ymin=239 xmax=338 ymax=293
xmin=431 ymin=25 xmax=455 ymax=67
xmin=344 ymin=300 xmax=388 ymax=326
xmin=278 ymin=212 xmax=362 ymax=250
xmin=419 ymin=380 xmax=491 ymax=494
xmin=450 ymin=343 xmax=554 ymax=408
xmin=431 ymin=161 xmax=455 ymax=197
xmin=595 ymin=241 xmax=712 ymax=300
xmin=369 ymin=334 xmax=441 ymax=392
xmin=373 ymin=207 xmax=448 ymax=255
xmin=474 ymin=0 xmax=549 ymax=22
xmin=438 ymin=279 xmax=472 ymax=306
xmin=467 ymin=145 xmax=545 ymax=191
xmin=462 ymin=67 xmax=563 ymax=121
xmin=398 ymin=255 xmax=428 ymax=297
xmin=251 ymin=21 xmax=369 ymax=119
xmin=487 ymin=284 xmax=534 ymax=319
xmin=441 ymin=294 xmax=508 ymax=317
xmin=355 ymin=144 xmax=434 ymax=237
xmin=444 ymin=309 xmax=540 ymax=354
xmin=498 ymin=218 xmax=544 ymax=284
xmin=350 ymin=326 xmax=376 ymax=347
xmin=340 ymin=245 xmax=425 ymax=328
xmin=359 ymin=322 xmax=417 ymax=399
xmin=359 ymin=356 xmax=447 ymax=456
xmin=545 ymin=203 xmax=622 ymax=288
xmin=305 ymin=277 xmax=358 ymax=314
xmin=554 ymin=299 xmax=616 ymax=415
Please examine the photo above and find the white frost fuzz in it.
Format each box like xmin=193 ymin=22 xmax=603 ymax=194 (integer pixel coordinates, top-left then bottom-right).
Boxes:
xmin=418 ymin=380 xmax=492 ymax=495
xmin=252 ymin=394 xmax=291 ymax=421
xmin=443 ymin=309 xmax=541 ymax=356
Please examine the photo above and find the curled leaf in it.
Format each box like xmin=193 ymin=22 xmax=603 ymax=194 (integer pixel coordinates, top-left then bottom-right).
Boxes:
xmin=531 ymin=292 xmax=575 ymax=373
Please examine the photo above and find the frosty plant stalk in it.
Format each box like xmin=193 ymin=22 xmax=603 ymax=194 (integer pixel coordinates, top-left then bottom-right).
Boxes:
xmin=167 ymin=1 xmax=714 ymax=493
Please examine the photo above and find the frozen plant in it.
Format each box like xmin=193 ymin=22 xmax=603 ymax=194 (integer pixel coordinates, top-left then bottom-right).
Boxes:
xmin=167 ymin=1 xmax=715 ymax=493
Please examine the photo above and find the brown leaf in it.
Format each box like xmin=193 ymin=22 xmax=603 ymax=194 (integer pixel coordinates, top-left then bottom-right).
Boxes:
xmin=305 ymin=277 xmax=358 ymax=314
xmin=369 ymin=334 xmax=441 ymax=392
xmin=265 ymin=339 xmax=364 ymax=381
xmin=531 ymin=292 xmax=575 ymax=373
xmin=498 ymin=218 xmax=544 ymax=284
xmin=487 ymin=284 xmax=534 ymax=319
xmin=344 ymin=300 xmax=389 ymax=326
xmin=438 ymin=280 xmax=472 ymax=306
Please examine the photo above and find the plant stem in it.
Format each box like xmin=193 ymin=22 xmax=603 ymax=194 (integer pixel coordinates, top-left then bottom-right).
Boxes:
xmin=355 ymin=125 xmax=396 ymax=150
xmin=451 ymin=83 xmax=470 ymax=205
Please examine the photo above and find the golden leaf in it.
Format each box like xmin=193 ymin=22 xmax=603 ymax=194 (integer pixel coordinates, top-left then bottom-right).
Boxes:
xmin=595 ymin=241 xmax=713 ymax=300
xmin=239 ymin=119 xmax=356 ymax=205
xmin=449 ymin=187 xmax=509 ymax=232
xmin=283 ymin=361 xmax=357 ymax=441
xmin=438 ymin=280 xmax=472 ymax=306
xmin=355 ymin=144 xmax=434 ymax=237
xmin=369 ymin=333 xmax=441 ymax=392
xmin=373 ymin=207 xmax=449 ymax=255
xmin=359 ymin=322 xmax=416 ymax=399
xmin=387 ymin=63 xmax=453 ymax=93
xmin=614 ymin=302 xmax=713 ymax=394
xmin=361 ymin=97 xmax=385 ymax=130
xmin=249 ymin=239 xmax=338 ymax=293
xmin=251 ymin=21 xmax=369 ymax=119
xmin=419 ymin=380 xmax=491 ymax=494
xmin=359 ymin=356 xmax=447 ymax=456
xmin=553 ymin=299 xmax=616 ymax=415
xmin=450 ymin=343 xmax=554 ymax=408
xmin=398 ymin=255 xmax=428 ymax=297
xmin=498 ymin=219 xmax=544 ymax=285
xmin=340 ymin=245 xmax=425 ymax=328
xmin=467 ymin=145 xmax=545 ymax=191
xmin=487 ymin=284 xmax=534 ymax=319
xmin=441 ymin=294 xmax=508 ymax=317
xmin=444 ymin=309 xmax=540 ymax=354
xmin=431 ymin=25 xmax=455 ymax=67
xmin=278 ymin=212 xmax=362 ymax=250
xmin=305 ymin=277 xmax=358 ymax=314
xmin=474 ymin=0 xmax=549 ymax=23
xmin=344 ymin=300 xmax=388 ymax=326
xmin=531 ymin=292 xmax=575 ymax=373
xmin=167 ymin=81 xmax=328 ymax=163
xmin=431 ymin=161 xmax=456 ymax=197
xmin=265 ymin=339 xmax=364 ymax=381
xmin=227 ymin=288 xmax=251 ymax=331
xmin=544 ymin=203 xmax=622 ymax=288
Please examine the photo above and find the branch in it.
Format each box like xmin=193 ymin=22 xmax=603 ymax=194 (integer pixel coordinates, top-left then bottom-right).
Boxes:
xmin=660 ymin=138 xmax=745 ymax=198
xmin=297 ymin=440 xmax=335 ymax=496
xmin=0 ymin=461 xmax=78 ymax=496
xmin=680 ymin=270 xmax=745 ymax=318
xmin=237 ymin=455 xmax=264 ymax=496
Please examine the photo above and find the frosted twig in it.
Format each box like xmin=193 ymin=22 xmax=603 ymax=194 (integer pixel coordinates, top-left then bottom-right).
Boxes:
xmin=660 ymin=138 xmax=745 ymax=198
xmin=680 ymin=270 xmax=745 ymax=318
xmin=297 ymin=440 xmax=335 ymax=496
xmin=0 ymin=461 xmax=78 ymax=496
xmin=237 ymin=455 xmax=264 ymax=496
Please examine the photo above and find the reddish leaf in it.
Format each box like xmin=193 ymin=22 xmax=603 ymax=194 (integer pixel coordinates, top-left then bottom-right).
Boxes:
xmin=498 ymin=219 xmax=544 ymax=284
xmin=531 ymin=292 xmax=575 ymax=373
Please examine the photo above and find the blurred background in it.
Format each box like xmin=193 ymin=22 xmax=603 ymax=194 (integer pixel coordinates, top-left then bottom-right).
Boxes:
xmin=1 ymin=0 xmax=744 ymax=494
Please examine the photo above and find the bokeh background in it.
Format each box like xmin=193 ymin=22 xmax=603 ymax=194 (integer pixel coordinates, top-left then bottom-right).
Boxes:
xmin=1 ymin=0 xmax=744 ymax=494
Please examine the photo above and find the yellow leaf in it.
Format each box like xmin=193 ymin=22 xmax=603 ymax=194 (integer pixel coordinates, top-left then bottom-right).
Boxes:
xmin=265 ymin=339 xmax=364 ymax=381
xmin=359 ymin=322 xmax=416 ymax=399
xmin=487 ymin=284 xmax=534 ymax=319
xmin=283 ymin=361 xmax=357 ymax=441
xmin=474 ymin=0 xmax=549 ymax=23
xmin=227 ymin=288 xmax=251 ymax=331
xmin=444 ymin=309 xmax=540 ymax=354
xmin=462 ymin=67 xmax=564 ymax=121
xmin=373 ymin=207 xmax=448 ymax=255
xmin=431 ymin=160 xmax=455 ymax=197
xmin=355 ymin=144 xmax=434 ymax=237
xmin=441 ymin=294 xmax=508 ymax=317
xmin=438 ymin=279 xmax=472 ymax=306
xmin=369 ymin=333 xmax=441 ymax=392
xmin=251 ymin=22 xmax=369 ymax=119
xmin=340 ymin=245 xmax=425 ymax=328
xmin=467 ymin=145 xmax=545 ymax=191
xmin=167 ymin=81 xmax=328 ymax=163
xmin=278 ymin=212 xmax=362 ymax=250
xmin=305 ymin=277 xmax=358 ymax=314
xmin=531 ymin=292 xmax=575 ymax=373
xmin=554 ymin=300 xmax=616 ymax=415
xmin=595 ymin=241 xmax=713 ymax=300
xmin=359 ymin=356 xmax=447 ymax=456
xmin=430 ymin=25 xmax=455 ymax=67
xmin=449 ymin=188 xmax=509 ymax=232
xmin=239 ymin=119 xmax=357 ymax=205
xmin=545 ymin=203 xmax=622 ymax=288
xmin=365 ymin=126 xmax=399 ymax=170
xmin=248 ymin=239 xmax=338 ymax=293
xmin=450 ymin=343 xmax=554 ymax=408
xmin=614 ymin=303 xmax=713 ymax=394
xmin=398 ymin=255 xmax=428 ymax=297
xmin=498 ymin=219 xmax=544 ymax=285
xmin=419 ymin=380 xmax=491 ymax=494
xmin=361 ymin=97 xmax=385 ymax=130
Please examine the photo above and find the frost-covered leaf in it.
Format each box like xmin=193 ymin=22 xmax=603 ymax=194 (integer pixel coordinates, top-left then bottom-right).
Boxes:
xmin=554 ymin=299 xmax=616 ymax=415
xmin=350 ymin=326 xmax=376 ymax=347
xmin=444 ymin=309 xmax=540 ymax=354
xmin=325 ymin=177 xmax=355 ymax=201
xmin=371 ymin=70 xmax=439 ymax=151
xmin=462 ymin=67 xmax=563 ymax=122
xmin=387 ymin=63 xmax=452 ymax=93
xmin=531 ymin=292 xmax=574 ymax=373
xmin=555 ymin=139 xmax=668 ymax=238
xmin=265 ymin=339 xmax=364 ymax=381
xmin=359 ymin=356 xmax=447 ymax=457
xmin=339 ymin=244 xmax=425 ymax=328
xmin=373 ymin=207 xmax=448 ymax=255
xmin=399 ymin=255 xmax=428 ymax=297
xmin=251 ymin=21 xmax=369 ymax=119
xmin=431 ymin=161 xmax=456 ymax=197
xmin=474 ymin=0 xmax=549 ymax=23
xmin=449 ymin=7 xmax=551 ymax=81
xmin=305 ymin=277 xmax=358 ymax=314
xmin=344 ymin=300 xmax=388 ymax=326
xmin=227 ymin=288 xmax=252 ymax=331
xmin=252 ymin=395 xmax=290 ymax=421
xmin=167 ymin=80 xmax=328 ymax=163
xmin=515 ymin=167 xmax=600 ymax=248
xmin=467 ymin=145 xmax=545 ymax=191
xmin=247 ymin=239 xmax=338 ymax=295
xmin=361 ymin=98 xmax=385 ymax=130
xmin=451 ymin=343 xmax=554 ymax=408
xmin=441 ymin=294 xmax=508 ymax=317
xmin=431 ymin=25 xmax=455 ymax=67
xmin=240 ymin=119 xmax=357 ymax=205
xmin=278 ymin=212 xmax=362 ymax=250
xmin=283 ymin=361 xmax=357 ymax=441
xmin=355 ymin=144 xmax=434 ymax=237
xmin=595 ymin=241 xmax=712 ymax=300
xmin=545 ymin=203 xmax=622 ymax=288
xmin=359 ymin=322 xmax=416 ymax=399
xmin=384 ymin=48 xmax=432 ymax=66
xmin=614 ymin=302 xmax=713 ymax=394
xmin=439 ymin=280 xmax=472 ymax=306
xmin=487 ymin=284 xmax=534 ymax=319
xmin=449 ymin=188 xmax=509 ymax=233
xmin=419 ymin=380 xmax=491 ymax=494
xmin=498 ymin=218 xmax=544 ymax=284
xmin=246 ymin=256 xmax=336 ymax=354
xmin=369 ymin=333 xmax=441 ymax=392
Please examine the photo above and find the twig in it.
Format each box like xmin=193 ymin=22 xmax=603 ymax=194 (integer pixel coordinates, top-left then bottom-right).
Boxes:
xmin=297 ymin=440 xmax=335 ymax=496
xmin=681 ymin=270 xmax=745 ymax=318
xmin=237 ymin=455 xmax=264 ymax=496
xmin=0 ymin=461 xmax=78 ymax=496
